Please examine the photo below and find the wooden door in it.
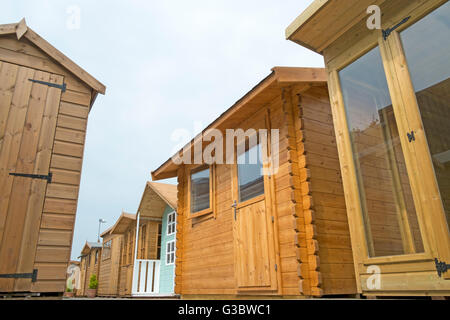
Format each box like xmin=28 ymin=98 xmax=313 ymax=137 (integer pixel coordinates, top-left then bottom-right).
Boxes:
xmin=234 ymin=198 xmax=275 ymax=290
xmin=0 ymin=61 xmax=64 ymax=292
xmin=232 ymin=117 xmax=278 ymax=292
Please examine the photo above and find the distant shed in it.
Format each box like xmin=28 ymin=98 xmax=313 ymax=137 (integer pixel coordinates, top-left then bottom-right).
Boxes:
xmin=0 ymin=19 xmax=105 ymax=294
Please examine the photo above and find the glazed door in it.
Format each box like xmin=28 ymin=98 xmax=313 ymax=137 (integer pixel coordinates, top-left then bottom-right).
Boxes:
xmin=0 ymin=61 xmax=64 ymax=292
xmin=330 ymin=1 xmax=450 ymax=293
xmin=232 ymin=133 xmax=278 ymax=292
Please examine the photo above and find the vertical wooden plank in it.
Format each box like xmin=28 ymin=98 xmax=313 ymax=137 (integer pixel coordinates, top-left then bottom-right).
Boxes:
xmin=0 ymin=62 xmax=21 ymax=244
xmin=0 ymin=65 xmax=36 ymax=291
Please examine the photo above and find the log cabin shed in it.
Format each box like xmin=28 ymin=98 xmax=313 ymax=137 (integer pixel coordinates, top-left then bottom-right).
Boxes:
xmin=0 ymin=19 xmax=105 ymax=294
xmin=152 ymin=67 xmax=357 ymax=298
xmin=286 ymin=0 xmax=450 ymax=296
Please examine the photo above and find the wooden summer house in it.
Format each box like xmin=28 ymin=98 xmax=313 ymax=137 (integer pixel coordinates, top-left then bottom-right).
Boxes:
xmin=109 ymin=182 xmax=177 ymax=297
xmin=286 ymin=0 xmax=450 ymax=296
xmin=152 ymin=67 xmax=357 ymax=298
xmin=77 ymin=241 xmax=102 ymax=296
xmin=0 ymin=19 xmax=105 ymax=294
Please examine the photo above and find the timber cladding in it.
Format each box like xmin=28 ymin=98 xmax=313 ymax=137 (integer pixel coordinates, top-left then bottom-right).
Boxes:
xmin=152 ymin=67 xmax=357 ymax=298
xmin=0 ymin=20 xmax=105 ymax=294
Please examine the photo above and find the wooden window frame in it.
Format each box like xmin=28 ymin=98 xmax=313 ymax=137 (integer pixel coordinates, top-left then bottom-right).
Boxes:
xmin=102 ymin=240 xmax=112 ymax=261
xmin=187 ymin=164 xmax=216 ymax=219
xmin=166 ymin=240 xmax=176 ymax=265
xmin=325 ymin=0 xmax=450 ymax=287
xmin=167 ymin=211 xmax=176 ymax=235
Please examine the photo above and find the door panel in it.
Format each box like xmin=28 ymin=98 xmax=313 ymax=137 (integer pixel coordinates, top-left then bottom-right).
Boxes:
xmin=0 ymin=61 xmax=63 ymax=292
xmin=235 ymin=199 xmax=271 ymax=288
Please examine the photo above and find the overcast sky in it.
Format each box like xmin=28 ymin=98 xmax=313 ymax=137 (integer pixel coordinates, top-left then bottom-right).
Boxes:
xmin=3 ymin=0 xmax=323 ymax=260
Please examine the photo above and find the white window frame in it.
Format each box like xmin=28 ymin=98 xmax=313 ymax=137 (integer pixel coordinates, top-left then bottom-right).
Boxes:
xmin=166 ymin=211 xmax=176 ymax=236
xmin=166 ymin=240 xmax=176 ymax=265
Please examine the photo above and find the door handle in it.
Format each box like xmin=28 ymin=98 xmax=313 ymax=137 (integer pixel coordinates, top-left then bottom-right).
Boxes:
xmin=231 ymin=200 xmax=237 ymax=220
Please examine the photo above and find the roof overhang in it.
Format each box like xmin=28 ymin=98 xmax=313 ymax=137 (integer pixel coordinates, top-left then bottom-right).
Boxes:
xmin=0 ymin=18 xmax=106 ymax=94
xmin=285 ymin=0 xmax=387 ymax=54
xmin=151 ymin=66 xmax=327 ymax=180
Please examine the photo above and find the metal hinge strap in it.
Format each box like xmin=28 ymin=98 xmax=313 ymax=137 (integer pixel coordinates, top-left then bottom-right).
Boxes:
xmin=28 ymin=79 xmax=66 ymax=92
xmin=0 ymin=269 xmax=38 ymax=282
xmin=9 ymin=172 xmax=52 ymax=183
xmin=382 ymin=16 xmax=411 ymax=40
xmin=435 ymin=258 xmax=450 ymax=277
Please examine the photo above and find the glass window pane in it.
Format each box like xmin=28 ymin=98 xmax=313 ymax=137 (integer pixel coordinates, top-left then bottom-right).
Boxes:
xmin=339 ymin=46 xmax=424 ymax=257
xmin=238 ymin=143 xmax=264 ymax=202
xmin=400 ymin=1 xmax=450 ymax=227
xmin=190 ymin=167 xmax=210 ymax=213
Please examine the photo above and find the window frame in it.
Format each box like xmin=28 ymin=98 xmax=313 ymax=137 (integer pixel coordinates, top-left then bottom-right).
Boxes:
xmin=165 ymin=240 xmax=176 ymax=265
xmin=166 ymin=211 xmax=176 ymax=235
xmin=102 ymin=240 xmax=112 ymax=261
xmin=187 ymin=164 xmax=215 ymax=219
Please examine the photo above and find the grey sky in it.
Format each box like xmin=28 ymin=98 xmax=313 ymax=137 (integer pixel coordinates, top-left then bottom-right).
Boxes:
xmin=2 ymin=0 xmax=323 ymax=260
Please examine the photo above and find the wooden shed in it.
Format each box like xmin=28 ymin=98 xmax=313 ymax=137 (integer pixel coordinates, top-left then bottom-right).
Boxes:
xmin=286 ymin=0 xmax=450 ymax=296
xmin=110 ymin=212 xmax=136 ymax=296
xmin=97 ymin=227 xmax=122 ymax=297
xmin=151 ymin=67 xmax=357 ymax=298
xmin=0 ymin=19 xmax=105 ymax=294
xmin=77 ymin=241 xmax=102 ymax=296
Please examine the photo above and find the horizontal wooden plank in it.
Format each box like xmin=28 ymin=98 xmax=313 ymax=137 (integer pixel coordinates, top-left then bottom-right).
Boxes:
xmin=35 ymin=263 xmax=67 ymax=280
xmin=38 ymin=229 xmax=72 ymax=246
xmin=41 ymin=213 xmax=75 ymax=230
xmin=46 ymin=183 xmax=79 ymax=200
xmin=59 ymin=101 xmax=89 ymax=119
xmin=43 ymin=198 xmax=77 ymax=215
xmin=53 ymin=140 xmax=84 ymax=158
xmin=31 ymin=280 xmax=65 ymax=293
xmin=61 ymin=89 xmax=91 ymax=106
xmin=57 ymin=114 xmax=87 ymax=131
xmin=50 ymin=168 xmax=81 ymax=185
xmin=50 ymin=154 xmax=82 ymax=171
xmin=35 ymin=246 xmax=71 ymax=263
xmin=55 ymin=127 xmax=85 ymax=144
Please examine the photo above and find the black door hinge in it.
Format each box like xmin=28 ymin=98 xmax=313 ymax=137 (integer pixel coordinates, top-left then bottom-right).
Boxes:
xmin=407 ymin=131 xmax=415 ymax=142
xmin=383 ymin=16 xmax=411 ymax=40
xmin=435 ymin=258 xmax=450 ymax=277
xmin=0 ymin=269 xmax=38 ymax=282
xmin=9 ymin=172 xmax=52 ymax=183
xmin=28 ymin=79 xmax=66 ymax=92
xmin=275 ymin=264 xmax=278 ymax=272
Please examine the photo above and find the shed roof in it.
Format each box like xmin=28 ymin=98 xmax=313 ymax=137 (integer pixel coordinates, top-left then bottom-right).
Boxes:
xmin=151 ymin=67 xmax=327 ymax=180
xmin=100 ymin=226 xmax=113 ymax=238
xmin=110 ymin=212 xmax=136 ymax=235
xmin=0 ymin=18 xmax=106 ymax=94
xmin=136 ymin=182 xmax=177 ymax=219
xmin=80 ymin=241 xmax=102 ymax=255
xmin=285 ymin=0 xmax=384 ymax=54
